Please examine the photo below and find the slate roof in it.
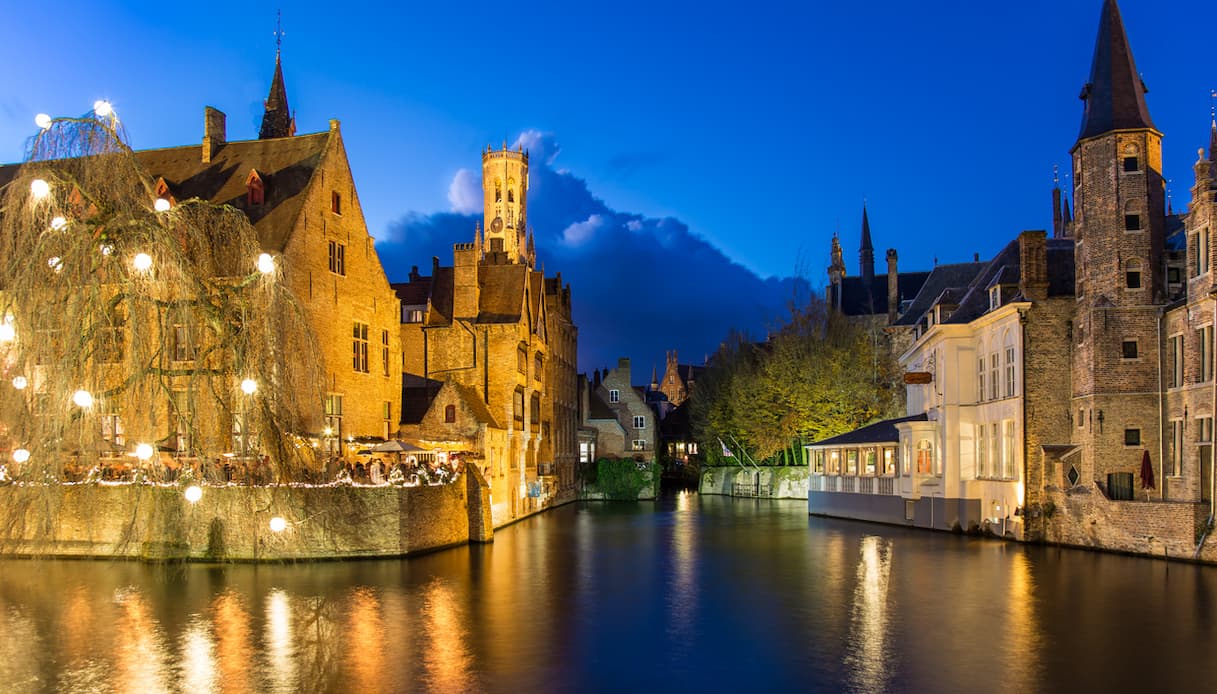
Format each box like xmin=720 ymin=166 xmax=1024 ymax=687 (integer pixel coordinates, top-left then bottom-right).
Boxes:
xmin=400 ymin=374 xmax=444 ymax=425
xmin=809 ymin=414 xmax=929 ymax=447
xmin=934 ymin=238 xmax=1075 ymax=326
xmin=0 ymin=131 xmax=331 ymax=254
xmin=1077 ymin=0 xmax=1156 ymax=141
xmin=587 ymin=390 xmax=616 ymax=420
xmin=834 ymin=271 xmax=932 ymax=317
xmin=891 ymin=262 xmax=986 ymax=327
xmin=393 ymin=276 xmax=433 ymax=305
xmin=451 ymin=382 xmax=501 ymax=429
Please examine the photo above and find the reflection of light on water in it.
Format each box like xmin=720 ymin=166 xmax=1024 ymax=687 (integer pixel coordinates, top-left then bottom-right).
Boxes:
xmin=346 ymin=587 xmax=386 ymax=692
xmin=265 ymin=589 xmax=297 ymax=691
xmin=1000 ymin=551 xmax=1039 ymax=690
xmin=212 ymin=590 xmax=253 ymax=694
xmin=845 ymin=536 xmax=893 ymax=693
xmin=0 ymin=599 xmax=42 ymax=690
xmin=180 ymin=616 xmax=216 ymax=693
xmin=113 ymin=587 xmax=171 ymax=692
xmin=667 ymin=490 xmax=697 ymax=645
xmin=421 ymin=579 xmax=474 ymax=692
xmin=60 ymin=585 xmax=95 ymax=661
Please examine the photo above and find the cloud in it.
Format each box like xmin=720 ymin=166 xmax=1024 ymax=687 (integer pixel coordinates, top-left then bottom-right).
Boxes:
xmin=561 ymin=214 xmax=604 ymax=247
xmin=447 ymin=168 xmax=481 ymax=214
xmin=379 ymin=134 xmax=806 ymax=373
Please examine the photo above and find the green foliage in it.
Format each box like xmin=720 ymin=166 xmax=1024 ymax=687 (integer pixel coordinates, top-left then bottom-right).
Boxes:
xmin=690 ymin=297 xmax=903 ymax=463
xmin=587 ymin=458 xmax=658 ymax=500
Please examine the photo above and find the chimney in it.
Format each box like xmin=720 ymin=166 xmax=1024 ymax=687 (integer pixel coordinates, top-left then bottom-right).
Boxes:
xmin=886 ymin=249 xmax=899 ymax=323
xmin=1018 ymin=230 xmax=1049 ymax=301
xmin=452 ymin=241 xmax=480 ymax=318
xmin=202 ymin=106 xmax=226 ymax=163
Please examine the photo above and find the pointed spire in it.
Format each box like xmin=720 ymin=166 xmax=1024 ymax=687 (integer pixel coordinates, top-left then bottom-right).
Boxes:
xmin=1077 ymin=0 xmax=1156 ymax=142
xmin=859 ymin=203 xmax=875 ymax=282
xmin=1052 ymin=166 xmax=1063 ymax=238
xmin=1209 ymin=89 xmax=1216 ymax=162
xmin=259 ymin=15 xmax=295 ymax=140
xmin=1063 ymin=193 xmax=1073 ymax=225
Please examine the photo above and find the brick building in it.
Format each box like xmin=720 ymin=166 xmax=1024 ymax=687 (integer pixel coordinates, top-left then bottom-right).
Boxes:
xmin=808 ymin=0 xmax=1217 ymax=557
xmin=581 ymin=359 xmax=656 ymax=463
xmin=392 ymin=145 xmax=578 ymax=526
xmin=0 ymin=51 xmax=403 ymax=465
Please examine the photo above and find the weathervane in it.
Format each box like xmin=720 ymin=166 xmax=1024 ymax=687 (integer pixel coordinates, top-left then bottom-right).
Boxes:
xmin=274 ymin=9 xmax=285 ymax=56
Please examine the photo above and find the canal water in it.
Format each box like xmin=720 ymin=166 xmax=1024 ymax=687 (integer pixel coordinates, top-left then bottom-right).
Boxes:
xmin=0 ymin=492 xmax=1214 ymax=693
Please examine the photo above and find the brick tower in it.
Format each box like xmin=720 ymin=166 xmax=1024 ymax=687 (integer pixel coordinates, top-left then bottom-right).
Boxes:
xmin=1070 ymin=0 xmax=1167 ymax=486
xmin=481 ymin=144 xmax=530 ymax=265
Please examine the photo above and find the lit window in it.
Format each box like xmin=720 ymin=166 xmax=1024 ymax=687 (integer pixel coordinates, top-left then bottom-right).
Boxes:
xmin=382 ymin=330 xmax=390 ymax=377
xmin=632 ymin=440 xmax=647 ymax=451
xmin=1005 ymin=347 xmax=1015 ymax=397
xmin=404 ymin=308 xmax=423 ymax=323
xmin=846 ymin=449 xmax=858 ymax=475
xmin=863 ymin=448 xmax=876 ymax=475
xmin=916 ymin=439 xmax=933 ymax=475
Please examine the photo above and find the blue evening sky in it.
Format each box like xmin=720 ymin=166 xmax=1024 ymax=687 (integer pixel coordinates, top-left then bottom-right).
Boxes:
xmin=1 ymin=1 xmax=1214 ymax=370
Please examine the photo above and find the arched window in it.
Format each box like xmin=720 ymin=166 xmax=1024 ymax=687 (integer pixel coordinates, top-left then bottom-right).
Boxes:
xmin=1125 ymin=259 xmax=1143 ymax=289
xmin=444 ymin=404 xmax=456 ymax=423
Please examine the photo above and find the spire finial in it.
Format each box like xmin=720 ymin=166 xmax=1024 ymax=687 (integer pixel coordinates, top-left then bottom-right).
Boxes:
xmin=1167 ymin=179 xmax=1174 ymax=215
xmin=274 ymin=9 xmax=285 ymax=57
xmin=1053 ymin=164 xmax=1060 ymax=186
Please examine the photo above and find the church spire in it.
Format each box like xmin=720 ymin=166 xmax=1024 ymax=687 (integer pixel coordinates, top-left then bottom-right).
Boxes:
xmin=1076 ymin=0 xmax=1155 ymax=142
xmin=259 ymin=14 xmax=295 ymax=140
xmin=1209 ymin=89 xmax=1216 ymax=162
xmin=859 ymin=203 xmax=875 ymax=282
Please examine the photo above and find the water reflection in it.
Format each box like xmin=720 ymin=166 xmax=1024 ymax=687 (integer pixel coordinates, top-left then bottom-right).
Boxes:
xmin=845 ymin=535 xmax=893 ymax=692
xmin=0 ymin=497 xmax=1212 ymax=692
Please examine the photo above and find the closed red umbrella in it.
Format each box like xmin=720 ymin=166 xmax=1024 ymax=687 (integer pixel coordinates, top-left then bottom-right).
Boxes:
xmin=1139 ymin=449 xmax=1155 ymax=500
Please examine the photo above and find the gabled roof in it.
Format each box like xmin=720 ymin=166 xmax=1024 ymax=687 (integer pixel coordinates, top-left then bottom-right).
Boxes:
xmin=477 ymin=263 xmax=528 ymax=323
xmin=892 ymin=262 xmax=986 ymax=326
xmin=400 ymin=373 xmax=444 ymax=425
xmin=588 ymin=390 xmax=616 ymax=420
xmin=1077 ymin=0 xmax=1156 ymax=141
xmin=135 ymin=132 xmax=329 ymax=252
xmin=0 ymin=131 xmax=331 ymax=255
xmin=450 ymin=382 xmax=501 ymax=429
xmin=835 ymin=271 xmax=932 ymax=317
xmin=392 ymin=276 xmax=433 ymax=306
xmin=809 ymin=414 xmax=929 ymax=447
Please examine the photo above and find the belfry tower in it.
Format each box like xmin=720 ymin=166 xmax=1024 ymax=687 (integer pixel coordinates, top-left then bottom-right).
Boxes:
xmin=1071 ymin=0 xmax=1166 ymax=484
xmin=482 ymin=144 xmax=530 ymax=265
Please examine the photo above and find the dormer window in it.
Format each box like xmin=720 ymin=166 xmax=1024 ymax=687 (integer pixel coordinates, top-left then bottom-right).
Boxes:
xmin=989 ymin=286 xmax=1001 ymax=310
xmin=245 ymin=170 xmax=265 ymax=206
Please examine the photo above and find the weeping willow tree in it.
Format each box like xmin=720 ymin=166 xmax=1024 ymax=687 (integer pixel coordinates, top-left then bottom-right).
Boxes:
xmin=0 ymin=109 xmax=324 ymax=495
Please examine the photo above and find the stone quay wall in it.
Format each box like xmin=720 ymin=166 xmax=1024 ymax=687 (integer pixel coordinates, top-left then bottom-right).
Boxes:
xmin=699 ymin=466 xmax=810 ymax=499
xmin=1043 ymin=483 xmax=1217 ymax=562
xmin=0 ymin=470 xmax=493 ymax=562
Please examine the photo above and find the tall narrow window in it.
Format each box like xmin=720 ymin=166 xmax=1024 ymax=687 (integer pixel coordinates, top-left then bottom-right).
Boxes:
xmin=977 ymin=356 xmax=986 ymax=402
xmin=989 ymin=353 xmax=999 ymax=400
xmin=444 ymin=404 xmax=456 ymax=423
xmin=916 ymin=439 xmax=933 ymax=475
xmin=1003 ymin=420 xmax=1016 ymax=479
xmin=991 ymin=422 xmax=1001 ymax=476
xmin=977 ymin=423 xmax=988 ymax=478
xmin=1125 ymin=259 xmax=1142 ymax=289
xmin=381 ymin=330 xmax=390 ymax=377
xmin=331 ymin=191 xmax=342 ymax=215
xmin=1201 ymin=229 xmax=1212 ymax=276
xmin=1169 ymin=334 xmax=1184 ymax=387
xmin=1201 ymin=326 xmax=1214 ymax=382
xmin=1005 ymin=346 xmax=1015 ymax=397
xmin=352 ymin=322 xmax=369 ymax=373
xmin=1169 ymin=419 xmax=1184 ymax=477
xmin=609 ymin=389 xmax=620 ymax=403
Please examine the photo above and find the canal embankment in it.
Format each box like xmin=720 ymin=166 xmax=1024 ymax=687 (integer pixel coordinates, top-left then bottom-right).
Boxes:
xmin=698 ymin=465 xmax=809 ymax=499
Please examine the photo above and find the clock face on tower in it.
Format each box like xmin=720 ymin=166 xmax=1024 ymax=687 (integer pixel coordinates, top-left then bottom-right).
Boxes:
xmin=490 ymin=216 xmax=504 ymax=234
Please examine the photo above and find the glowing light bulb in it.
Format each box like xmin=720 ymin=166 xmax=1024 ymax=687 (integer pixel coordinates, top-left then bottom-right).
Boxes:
xmin=35 ymin=113 xmax=52 ymax=130
xmin=72 ymin=389 xmax=93 ymax=408
xmin=184 ymin=485 xmax=202 ymax=503
xmin=93 ymin=100 xmax=113 ymax=118
xmin=50 ymin=216 xmax=67 ymax=231
xmin=323 ymin=426 xmax=333 ymax=437
xmin=135 ymin=443 xmax=154 ymax=461
xmin=132 ymin=253 xmax=153 ymax=272
xmin=48 ymin=257 xmax=62 ymax=273
xmin=154 ymin=198 xmax=171 ymax=212
xmin=30 ymin=179 xmax=50 ymax=200
xmin=257 ymin=253 xmax=275 ymax=274
xmin=240 ymin=378 xmax=258 ymax=395
xmin=12 ymin=376 xmax=28 ymax=390
xmin=12 ymin=449 xmax=30 ymax=464
xmin=269 ymin=516 xmax=287 ymax=533
xmin=100 ymin=244 xmax=113 ymax=256
xmin=0 ymin=324 xmax=14 ymax=343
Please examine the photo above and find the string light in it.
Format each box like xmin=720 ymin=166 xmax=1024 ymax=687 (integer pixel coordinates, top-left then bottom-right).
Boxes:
xmin=34 ymin=113 xmax=51 ymax=130
xmin=100 ymin=244 xmax=113 ymax=256
xmin=257 ymin=253 xmax=275 ymax=274
xmin=0 ymin=324 xmax=14 ymax=343
xmin=135 ymin=443 xmax=154 ymax=461
xmin=30 ymin=179 xmax=50 ymax=200
xmin=47 ymin=257 xmax=62 ymax=273
xmin=241 ymin=378 xmax=258 ymax=395
xmin=12 ymin=449 xmax=30 ymax=464
xmin=132 ymin=253 xmax=153 ymax=272
xmin=154 ymin=198 xmax=171 ymax=212
xmin=50 ymin=216 xmax=67 ymax=231
xmin=72 ymin=389 xmax=93 ymax=408
xmin=184 ymin=486 xmax=203 ymax=503
xmin=12 ymin=376 xmax=27 ymax=390
xmin=269 ymin=516 xmax=287 ymax=532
